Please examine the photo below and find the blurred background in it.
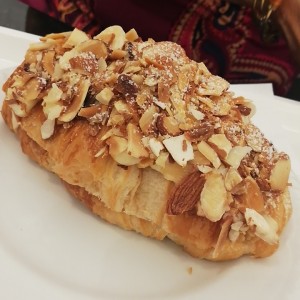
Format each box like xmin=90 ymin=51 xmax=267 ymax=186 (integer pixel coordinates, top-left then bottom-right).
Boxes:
xmin=0 ymin=0 xmax=299 ymax=101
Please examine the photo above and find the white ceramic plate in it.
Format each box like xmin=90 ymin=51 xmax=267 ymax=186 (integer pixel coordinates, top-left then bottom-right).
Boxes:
xmin=0 ymin=26 xmax=300 ymax=300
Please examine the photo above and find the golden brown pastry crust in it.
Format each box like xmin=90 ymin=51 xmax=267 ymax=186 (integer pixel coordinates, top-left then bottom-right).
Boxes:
xmin=1 ymin=99 xmax=292 ymax=261
xmin=1 ymin=26 xmax=292 ymax=261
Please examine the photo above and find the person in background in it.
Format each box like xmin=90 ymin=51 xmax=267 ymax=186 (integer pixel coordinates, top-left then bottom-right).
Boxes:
xmin=20 ymin=0 xmax=299 ymax=97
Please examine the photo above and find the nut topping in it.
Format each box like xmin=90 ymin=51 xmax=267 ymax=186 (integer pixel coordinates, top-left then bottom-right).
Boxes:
xmin=269 ymin=156 xmax=291 ymax=191
xmin=58 ymin=78 xmax=90 ymax=122
xmin=244 ymin=208 xmax=279 ymax=244
xmin=3 ymin=26 xmax=291 ymax=229
xmin=197 ymin=171 xmax=228 ymax=222
xmin=167 ymin=171 xmax=205 ymax=215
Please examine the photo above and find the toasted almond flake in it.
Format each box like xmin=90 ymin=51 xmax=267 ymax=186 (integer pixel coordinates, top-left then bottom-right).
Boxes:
xmin=9 ymin=103 xmax=27 ymax=117
xmin=47 ymin=104 xmax=63 ymax=120
xmin=153 ymin=98 xmax=167 ymax=109
xmin=110 ymin=49 xmax=127 ymax=60
xmin=41 ymin=118 xmax=55 ymax=139
xmin=198 ymin=171 xmax=227 ymax=222
xmin=63 ymin=28 xmax=89 ymax=48
xmin=94 ymin=146 xmax=107 ymax=158
xmin=224 ymin=167 xmax=242 ymax=191
xmin=189 ymin=106 xmax=205 ymax=121
xmin=269 ymin=158 xmax=291 ymax=191
xmin=197 ymin=165 xmax=213 ymax=173
xmin=106 ymin=136 xmax=128 ymax=156
xmin=43 ymin=83 xmax=63 ymax=104
xmin=225 ymin=146 xmax=252 ymax=169
xmin=197 ymin=141 xmax=221 ymax=169
xmin=100 ymin=127 xmax=123 ymax=141
xmin=139 ymin=105 xmax=158 ymax=134
xmin=59 ymin=48 xmax=78 ymax=70
xmin=11 ymin=110 xmax=20 ymax=132
xmin=112 ymin=151 xmax=140 ymax=166
xmin=244 ymin=208 xmax=279 ymax=245
xmin=114 ymin=100 xmax=131 ymax=115
xmin=125 ymin=28 xmax=139 ymax=42
xmin=77 ymin=39 xmax=108 ymax=59
xmin=95 ymin=25 xmax=125 ymax=50
xmin=95 ymin=87 xmax=114 ymax=105
xmin=149 ymin=138 xmax=164 ymax=157
xmin=163 ymin=134 xmax=194 ymax=167
xmin=98 ymin=57 xmax=107 ymax=71
xmin=29 ymin=41 xmax=54 ymax=51
xmin=127 ymin=123 xmax=149 ymax=158
xmin=208 ymin=134 xmax=232 ymax=159
xmin=155 ymin=152 xmax=169 ymax=168
xmin=58 ymin=78 xmax=90 ymax=122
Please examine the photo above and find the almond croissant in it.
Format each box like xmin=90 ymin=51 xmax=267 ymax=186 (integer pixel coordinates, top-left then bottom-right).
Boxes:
xmin=1 ymin=26 xmax=292 ymax=261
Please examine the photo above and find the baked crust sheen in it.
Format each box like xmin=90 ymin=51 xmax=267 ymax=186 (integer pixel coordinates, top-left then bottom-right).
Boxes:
xmin=1 ymin=100 xmax=292 ymax=260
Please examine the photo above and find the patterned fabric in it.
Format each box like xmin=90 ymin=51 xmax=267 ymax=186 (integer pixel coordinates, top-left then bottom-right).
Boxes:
xmin=20 ymin=0 xmax=299 ymax=96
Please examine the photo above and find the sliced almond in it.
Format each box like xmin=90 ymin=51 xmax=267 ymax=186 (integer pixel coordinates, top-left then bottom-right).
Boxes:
xmin=197 ymin=140 xmax=221 ymax=169
xmin=100 ymin=127 xmax=123 ymax=141
xmin=114 ymin=100 xmax=131 ymax=115
xmin=23 ymin=77 xmax=42 ymax=102
xmin=208 ymin=134 xmax=232 ymax=159
xmin=69 ymin=52 xmax=98 ymax=74
xmin=155 ymin=151 xmax=169 ymax=169
xmin=63 ymin=28 xmax=89 ymax=48
xmin=244 ymin=208 xmax=279 ymax=244
xmin=76 ymin=39 xmax=108 ymax=59
xmin=269 ymin=157 xmax=291 ymax=191
xmin=9 ymin=103 xmax=27 ymax=117
xmin=148 ymin=138 xmax=164 ymax=157
xmin=197 ymin=165 xmax=213 ymax=173
xmin=156 ymin=115 xmax=181 ymax=136
xmin=112 ymin=151 xmax=140 ymax=166
xmin=110 ymin=49 xmax=127 ymax=60
xmin=106 ymin=136 xmax=128 ymax=157
xmin=239 ymin=177 xmax=265 ymax=212
xmin=43 ymin=83 xmax=63 ymax=104
xmin=95 ymin=87 xmax=114 ymax=105
xmin=188 ymin=106 xmax=205 ymax=121
xmin=191 ymin=151 xmax=211 ymax=166
xmin=245 ymin=124 xmax=264 ymax=152
xmin=41 ymin=118 xmax=55 ymax=139
xmin=58 ymin=78 xmax=90 ymax=122
xmin=11 ymin=110 xmax=20 ymax=132
xmin=46 ymin=104 xmax=63 ymax=120
xmin=125 ymin=28 xmax=139 ymax=42
xmin=98 ymin=57 xmax=107 ymax=71
xmin=197 ymin=171 xmax=227 ymax=222
xmin=139 ymin=105 xmax=158 ymax=134
xmin=42 ymin=50 xmax=55 ymax=75
xmin=163 ymin=134 xmax=194 ymax=167
xmin=95 ymin=25 xmax=125 ymax=50
xmin=127 ymin=123 xmax=149 ymax=158
xmin=29 ymin=41 xmax=55 ymax=51
xmin=106 ymin=136 xmax=140 ymax=165
xmin=224 ymin=167 xmax=242 ymax=191
xmin=78 ymin=105 xmax=101 ymax=118
xmin=225 ymin=146 xmax=252 ymax=169
xmin=152 ymin=156 xmax=194 ymax=183
xmin=107 ymin=110 xmax=125 ymax=126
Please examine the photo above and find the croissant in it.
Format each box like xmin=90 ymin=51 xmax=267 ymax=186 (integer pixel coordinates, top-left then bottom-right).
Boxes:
xmin=1 ymin=26 xmax=292 ymax=261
